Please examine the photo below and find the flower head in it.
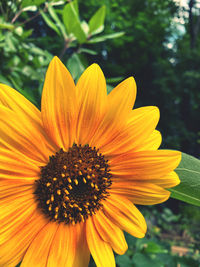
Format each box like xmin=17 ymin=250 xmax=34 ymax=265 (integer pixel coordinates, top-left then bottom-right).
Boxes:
xmin=0 ymin=57 xmax=181 ymax=267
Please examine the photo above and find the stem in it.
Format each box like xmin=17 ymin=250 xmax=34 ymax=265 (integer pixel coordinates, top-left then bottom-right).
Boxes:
xmin=11 ymin=9 xmax=23 ymax=23
xmin=18 ymin=11 xmax=41 ymax=26
xmin=59 ymin=39 xmax=70 ymax=59
xmin=0 ymin=2 xmax=5 ymax=15
xmin=16 ymin=5 xmax=48 ymax=27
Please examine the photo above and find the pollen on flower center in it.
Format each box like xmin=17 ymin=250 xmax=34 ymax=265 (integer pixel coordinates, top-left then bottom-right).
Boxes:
xmin=34 ymin=144 xmax=112 ymax=225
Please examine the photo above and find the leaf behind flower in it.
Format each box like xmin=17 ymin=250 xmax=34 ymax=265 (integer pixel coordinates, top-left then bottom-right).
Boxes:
xmin=170 ymin=152 xmax=200 ymax=207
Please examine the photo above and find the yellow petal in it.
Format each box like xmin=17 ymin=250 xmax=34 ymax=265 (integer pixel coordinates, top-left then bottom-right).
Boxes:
xmin=125 ymin=107 xmax=160 ymax=151
xmin=76 ymin=63 xmax=107 ymax=145
xmin=99 ymin=106 xmax=160 ymax=155
xmin=86 ymin=217 xmax=115 ymax=267
xmin=110 ymin=182 xmax=171 ymax=204
xmin=90 ymin=77 xmax=136 ymax=149
xmin=0 ymin=211 xmax=47 ymax=266
xmin=0 ymin=187 xmax=36 ymax=245
xmin=149 ymin=171 xmax=180 ymax=188
xmin=0 ymin=185 xmax=34 ymax=218
xmin=0 ymin=105 xmax=53 ymax=164
xmin=0 ymin=181 xmax=48 ymax=266
xmin=0 ymin=190 xmax=36 ymax=257
xmin=0 ymin=83 xmax=41 ymax=125
xmin=0 ymin=148 xmax=39 ymax=181
xmin=0 ymin=84 xmax=56 ymax=154
xmin=0 ymin=179 xmax=33 ymax=201
xmin=93 ymin=209 xmax=128 ymax=255
xmin=103 ymin=194 xmax=147 ymax=238
xmin=111 ymin=150 xmax=181 ymax=179
xmin=41 ymin=56 xmax=76 ymax=150
xmin=108 ymin=77 xmax=137 ymax=113
xmin=72 ymin=222 xmax=90 ymax=267
xmin=137 ymin=130 xmax=162 ymax=151
xmin=21 ymin=222 xmax=59 ymax=267
xmin=47 ymin=223 xmax=75 ymax=267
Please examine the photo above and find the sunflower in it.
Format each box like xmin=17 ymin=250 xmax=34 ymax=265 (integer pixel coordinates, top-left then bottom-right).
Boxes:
xmin=0 ymin=57 xmax=181 ymax=267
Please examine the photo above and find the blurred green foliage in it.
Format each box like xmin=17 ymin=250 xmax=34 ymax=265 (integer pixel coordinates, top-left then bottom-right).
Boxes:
xmin=0 ymin=0 xmax=123 ymax=108
xmin=79 ymin=0 xmax=200 ymax=157
xmin=87 ymin=205 xmax=200 ymax=266
xmin=114 ymin=205 xmax=200 ymax=267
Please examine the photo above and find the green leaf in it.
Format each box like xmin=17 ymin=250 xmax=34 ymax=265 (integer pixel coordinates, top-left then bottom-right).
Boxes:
xmin=8 ymin=73 xmax=38 ymax=106
xmin=22 ymin=66 xmax=42 ymax=80
xmin=89 ymin=5 xmax=106 ymax=35
xmin=66 ymin=53 xmax=85 ymax=80
xmin=0 ymin=31 xmax=5 ymax=42
xmin=5 ymin=33 xmax=18 ymax=52
xmin=63 ymin=1 xmax=87 ymax=43
xmin=81 ymin=20 xmax=89 ymax=35
xmin=0 ymin=22 xmax=15 ymax=30
xmin=21 ymin=29 xmax=33 ymax=39
xmin=30 ymin=46 xmax=45 ymax=56
xmin=14 ymin=26 xmax=23 ymax=36
xmin=21 ymin=0 xmax=46 ymax=8
xmin=79 ymin=48 xmax=97 ymax=55
xmin=107 ymin=84 xmax=114 ymax=94
xmin=40 ymin=9 xmax=61 ymax=36
xmin=47 ymin=4 xmax=67 ymax=38
xmin=22 ymin=6 xmax=37 ymax=12
xmin=143 ymin=242 xmax=168 ymax=254
xmin=115 ymin=254 xmax=133 ymax=267
xmin=0 ymin=75 xmax=12 ymax=86
xmin=132 ymin=253 xmax=162 ymax=267
xmin=156 ymin=254 xmax=177 ymax=267
xmin=170 ymin=152 xmax=200 ymax=207
xmin=106 ymin=76 xmax=124 ymax=83
xmin=88 ymin=32 xmax=125 ymax=43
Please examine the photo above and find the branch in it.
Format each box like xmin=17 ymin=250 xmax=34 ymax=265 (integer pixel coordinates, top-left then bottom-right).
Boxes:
xmin=189 ymin=0 xmax=195 ymax=49
xmin=194 ymin=9 xmax=200 ymax=38
xmin=14 ymin=5 xmax=48 ymax=27
xmin=59 ymin=39 xmax=70 ymax=59
xmin=18 ymin=10 xmax=41 ymax=26
xmin=11 ymin=9 xmax=23 ymax=24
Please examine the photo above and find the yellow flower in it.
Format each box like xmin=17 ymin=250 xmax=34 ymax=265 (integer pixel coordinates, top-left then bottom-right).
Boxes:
xmin=0 ymin=57 xmax=181 ymax=267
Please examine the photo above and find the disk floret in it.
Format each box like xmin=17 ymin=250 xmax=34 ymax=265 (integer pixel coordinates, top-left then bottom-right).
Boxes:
xmin=34 ymin=144 xmax=112 ymax=225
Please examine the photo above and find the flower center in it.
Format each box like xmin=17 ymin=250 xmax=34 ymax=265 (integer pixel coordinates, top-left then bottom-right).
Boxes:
xmin=34 ymin=144 xmax=112 ymax=225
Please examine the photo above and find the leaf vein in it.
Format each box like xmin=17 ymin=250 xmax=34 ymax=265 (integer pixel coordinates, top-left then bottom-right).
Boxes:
xmin=177 ymin=167 xmax=200 ymax=175
xmin=170 ymin=189 xmax=200 ymax=203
